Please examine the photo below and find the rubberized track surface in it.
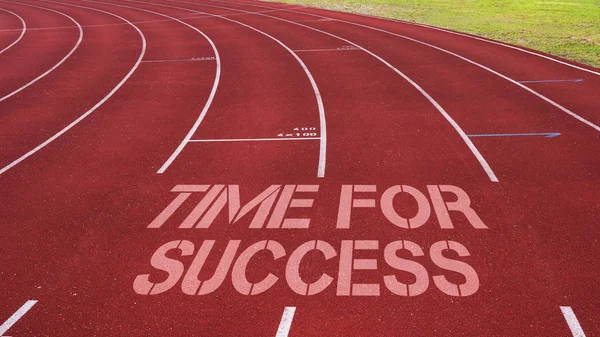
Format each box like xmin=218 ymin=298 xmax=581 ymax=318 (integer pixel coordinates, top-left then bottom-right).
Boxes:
xmin=0 ymin=0 xmax=598 ymax=336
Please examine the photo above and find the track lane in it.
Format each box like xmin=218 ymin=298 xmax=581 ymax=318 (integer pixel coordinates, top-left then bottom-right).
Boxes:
xmin=0 ymin=8 xmax=26 ymax=54
xmin=0 ymin=0 xmax=145 ymax=174
xmin=74 ymin=0 xmax=222 ymax=177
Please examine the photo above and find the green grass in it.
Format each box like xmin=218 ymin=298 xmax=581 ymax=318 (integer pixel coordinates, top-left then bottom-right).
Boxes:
xmin=273 ymin=0 xmax=600 ymax=67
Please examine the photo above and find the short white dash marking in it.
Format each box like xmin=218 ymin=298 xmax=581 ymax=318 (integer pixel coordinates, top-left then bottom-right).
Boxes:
xmin=189 ymin=137 xmax=320 ymax=142
xmin=275 ymin=306 xmax=296 ymax=337
xmin=560 ymin=306 xmax=586 ymax=337
xmin=0 ymin=300 xmax=38 ymax=336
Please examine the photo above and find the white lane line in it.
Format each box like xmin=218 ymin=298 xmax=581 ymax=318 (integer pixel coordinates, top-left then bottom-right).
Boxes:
xmin=189 ymin=137 xmax=320 ymax=142
xmin=0 ymin=1 xmax=146 ymax=176
xmin=0 ymin=1 xmax=83 ymax=103
xmin=275 ymin=307 xmax=296 ymax=337
xmin=207 ymin=0 xmax=600 ymax=132
xmin=141 ymin=57 xmax=215 ymax=63
xmin=77 ymin=0 xmax=221 ymax=176
xmin=0 ymin=300 xmax=37 ymax=336
xmin=560 ymin=306 xmax=587 ymax=337
xmin=129 ymin=0 xmax=328 ymax=178
xmin=170 ymin=0 xmax=499 ymax=182
xmin=0 ymin=8 xmax=26 ymax=55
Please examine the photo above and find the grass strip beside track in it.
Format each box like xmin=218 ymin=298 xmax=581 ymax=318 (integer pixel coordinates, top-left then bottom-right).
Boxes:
xmin=271 ymin=0 xmax=600 ymax=67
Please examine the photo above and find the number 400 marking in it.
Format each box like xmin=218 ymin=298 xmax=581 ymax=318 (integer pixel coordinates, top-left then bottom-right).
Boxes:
xmin=278 ymin=127 xmax=318 ymax=138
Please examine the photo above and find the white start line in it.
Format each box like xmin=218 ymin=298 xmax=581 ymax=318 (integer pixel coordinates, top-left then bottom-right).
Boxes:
xmin=0 ymin=300 xmax=37 ymax=337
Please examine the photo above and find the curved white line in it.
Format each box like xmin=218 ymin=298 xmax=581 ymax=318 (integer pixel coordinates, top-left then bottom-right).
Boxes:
xmin=0 ymin=8 xmax=26 ymax=55
xmin=0 ymin=0 xmax=146 ymax=175
xmin=168 ymin=0 xmax=499 ymax=182
xmin=126 ymin=0 xmax=327 ymax=177
xmin=213 ymin=0 xmax=600 ymax=77
xmin=70 ymin=0 xmax=222 ymax=175
xmin=0 ymin=1 xmax=82 ymax=103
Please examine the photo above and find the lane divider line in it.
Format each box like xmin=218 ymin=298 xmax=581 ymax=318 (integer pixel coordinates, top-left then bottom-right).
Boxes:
xmin=275 ymin=307 xmax=296 ymax=337
xmin=468 ymin=132 xmax=560 ymax=138
xmin=0 ymin=300 xmax=37 ymax=337
xmin=168 ymin=0 xmax=499 ymax=182
xmin=0 ymin=8 xmax=26 ymax=55
xmin=0 ymin=0 xmax=146 ymax=176
xmin=207 ymin=0 xmax=600 ymax=132
xmin=0 ymin=1 xmax=83 ymax=103
xmin=518 ymin=79 xmax=583 ymax=84
xmin=189 ymin=137 xmax=320 ymax=142
xmin=128 ymin=0 xmax=327 ymax=178
xmin=560 ymin=306 xmax=587 ymax=337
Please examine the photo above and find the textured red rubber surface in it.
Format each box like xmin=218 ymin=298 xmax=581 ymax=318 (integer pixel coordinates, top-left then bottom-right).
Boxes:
xmin=0 ymin=0 xmax=598 ymax=336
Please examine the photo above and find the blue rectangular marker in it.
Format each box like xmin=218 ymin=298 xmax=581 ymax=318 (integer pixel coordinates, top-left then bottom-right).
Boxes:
xmin=518 ymin=79 xmax=583 ymax=84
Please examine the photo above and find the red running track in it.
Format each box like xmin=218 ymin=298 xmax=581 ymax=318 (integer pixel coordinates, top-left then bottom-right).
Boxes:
xmin=0 ymin=0 xmax=598 ymax=336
